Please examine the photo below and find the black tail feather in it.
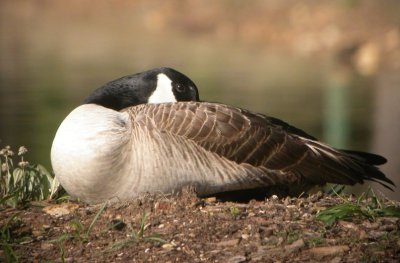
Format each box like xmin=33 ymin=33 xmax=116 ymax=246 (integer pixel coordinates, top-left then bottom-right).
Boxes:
xmin=305 ymin=140 xmax=395 ymax=190
xmin=361 ymin=164 xmax=395 ymax=190
xmin=342 ymin=150 xmax=395 ymax=189
xmin=341 ymin=150 xmax=387 ymax=165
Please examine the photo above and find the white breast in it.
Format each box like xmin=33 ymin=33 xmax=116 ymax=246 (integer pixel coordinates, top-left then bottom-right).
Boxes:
xmin=51 ymin=104 xmax=131 ymax=202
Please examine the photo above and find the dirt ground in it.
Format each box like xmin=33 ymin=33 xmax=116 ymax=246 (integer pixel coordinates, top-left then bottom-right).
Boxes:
xmin=1 ymin=190 xmax=399 ymax=263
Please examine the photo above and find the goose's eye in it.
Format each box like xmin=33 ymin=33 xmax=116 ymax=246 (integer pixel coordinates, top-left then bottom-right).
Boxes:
xmin=174 ymin=83 xmax=186 ymax=93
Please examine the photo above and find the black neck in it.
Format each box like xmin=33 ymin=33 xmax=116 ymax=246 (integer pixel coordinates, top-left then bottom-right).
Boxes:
xmin=84 ymin=74 xmax=155 ymax=111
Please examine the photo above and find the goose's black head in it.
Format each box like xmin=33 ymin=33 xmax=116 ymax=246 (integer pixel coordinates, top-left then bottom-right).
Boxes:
xmin=84 ymin=67 xmax=200 ymax=111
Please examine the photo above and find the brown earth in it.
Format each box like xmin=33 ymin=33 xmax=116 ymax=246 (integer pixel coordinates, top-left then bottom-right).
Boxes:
xmin=1 ymin=190 xmax=399 ymax=262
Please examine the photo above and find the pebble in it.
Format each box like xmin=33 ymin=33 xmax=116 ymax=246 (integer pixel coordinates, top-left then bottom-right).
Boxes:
xmin=309 ymin=245 xmax=350 ymax=258
xmin=329 ymin=256 xmax=342 ymax=263
xmin=358 ymin=230 xmax=367 ymax=239
xmin=32 ymin=230 xmax=42 ymax=237
xmin=161 ymin=243 xmax=175 ymax=251
xmin=248 ymin=212 xmax=255 ymax=217
xmin=40 ymin=242 xmax=54 ymax=250
xmin=285 ymin=239 xmax=305 ymax=253
xmin=301 ymin=213 xmax=312 ymax=219
xmin=205 ymin=197 xmax=217 ymax=203
xmin=259 ymin=226 xmax=274 ymax=237
xmin=111 ymin=219 xmax=126 ymax=230
xmin=228 ymin=255 xmax=246 ymax=263
xmin=379 ymin=217 xmax=399 ymax=225
xmin=216 ymin=239 xmax=238 ymax=247
xmin=19 ymin=238 xmax=33 ymax=245
xmin=379 ymin=224 xmax=396 ymax=232
xmin=338 ymin=220 xmax=358 ymax=231
xmin=43 ymin=203 xmax=79 ymax=217
xmin=55 ymin=257 xmax=74 ymax=263
xmin=363 ymin=221 xmax=379 ymax=230
xmin=42 ymin=224 xmax=51 ymax=230
xmin=368 ymin=230 xmax=387 ymax=240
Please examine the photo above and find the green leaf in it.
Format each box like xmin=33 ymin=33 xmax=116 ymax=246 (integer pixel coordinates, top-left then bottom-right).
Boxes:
xmin=316 ymin=203 xmax=373 ymax=225
xmin=374 ymin=206 xmax=400 ymax=217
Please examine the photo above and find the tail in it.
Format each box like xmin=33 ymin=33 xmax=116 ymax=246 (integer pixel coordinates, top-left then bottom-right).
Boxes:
xmin=341 ymin=149 xmax=394 ymax=190
xmin=340 ymin=150 xmax=387 ymax=165
xmin=304 ymin=140 xmax=395 ymax=190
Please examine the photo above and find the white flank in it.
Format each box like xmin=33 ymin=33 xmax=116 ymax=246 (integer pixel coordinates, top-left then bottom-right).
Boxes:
xmin=148 ymin=73 xmax=177 ymax=104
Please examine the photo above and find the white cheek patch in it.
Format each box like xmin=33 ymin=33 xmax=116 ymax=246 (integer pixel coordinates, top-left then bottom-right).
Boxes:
xmin=148 ymin=73 xmax=177 ymax=104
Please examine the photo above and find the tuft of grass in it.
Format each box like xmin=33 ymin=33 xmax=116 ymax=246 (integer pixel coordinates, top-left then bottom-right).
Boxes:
xmin=0 ymin=213 xmax=21 ymax=263
xmin=57 ymin=234 xmax=70 ymax=263
xmin=0 ymin=145 xmax=63 ymax=207
xmin=325 ymin=184 xmax=346 ymax=196
xmin=316 ymin=203 xmax=372 ymax=225
xmin=286 ymin=230 xmax=301 ymax=244
xmin=56 ymin=202 xmax=108 ymax=244
xmin=316 ymin=187 xmax=400 ymax=225
xmin=305 ymin=236 xmax=326 ymax=247
xmin=110 ymin=213 xmax=165 ymax=251
xmin=228 ymin=206 xmax=240 ymax=217
xmin=87 ymin=202 xmax=108 ymax=236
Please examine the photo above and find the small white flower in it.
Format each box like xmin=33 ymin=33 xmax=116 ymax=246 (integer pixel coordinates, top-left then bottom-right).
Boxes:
xmin=18 ymin=146 xmax=28 ymax=156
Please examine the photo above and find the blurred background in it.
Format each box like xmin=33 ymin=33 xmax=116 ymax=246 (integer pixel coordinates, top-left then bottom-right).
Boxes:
xmin=0 ymin=0 xmax=399 ymax=199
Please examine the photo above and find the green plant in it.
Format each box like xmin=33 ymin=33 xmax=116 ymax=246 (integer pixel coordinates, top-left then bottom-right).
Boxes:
xmin=0 ymin=145 xmax=62 ymax=207
xmin=68 ymin=219 xmax=86 ymax=242
xmin=325 ymin=184 xmax=346 ymax=196
xmin=316 ymin=188 xmax=400 ymax=225
xmin=87 ymin=202 xmax=107 ymax=236
xmin=110 ymin=213 xmax=165 ymax=251
xmin=0 ymin=213 xmax=21 ymax=263
xmin=60 ymin=202 xmax=108 ymax=243
xmin=228 ymin=206 xmax=240 ymax=217
xmin=305 ymin=236 xmax=326 ymax=247
xmin=57 ymin=234 xmax=70 ymax=263
xmin=286 ymin=230 xmax=301 ymax=244
xmin=47 ymin=202 xmax=108 ymax=261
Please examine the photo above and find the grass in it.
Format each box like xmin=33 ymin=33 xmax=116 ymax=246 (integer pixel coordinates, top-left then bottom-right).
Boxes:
xmin=0 ymin=213 xmax=20 ymax=263
xmin=0 ymin=146 xmax=62 ymax=208
xmin=57 ymin=234 xmax=70 ymax=263
xmin=286 ymin=230 xmax=301 ymax=244
xmin=109 ymin=213 xmax=166 ymax=251
xmin=228 ymin=205 xmax=240 ymax=218
xmin=56 ymin=202 xmax=108 ymax=243
xmin=304 ymin=236 xmax=326 ymax=247
xmin=50 ymin=202 xmax=108 ymax=261
xmin=316 ymin=186 xmax=400 ymax=225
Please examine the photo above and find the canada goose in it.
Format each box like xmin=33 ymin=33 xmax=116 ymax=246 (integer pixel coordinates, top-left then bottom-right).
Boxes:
xmin=51 ymin=67 xmax=394 ymax=204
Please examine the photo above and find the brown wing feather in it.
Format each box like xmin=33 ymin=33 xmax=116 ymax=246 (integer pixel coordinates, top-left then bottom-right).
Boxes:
xmin=126 ymin=101 xmax=393 ymax=190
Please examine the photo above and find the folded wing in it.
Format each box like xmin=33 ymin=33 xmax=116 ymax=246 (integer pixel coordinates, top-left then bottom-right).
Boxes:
xmin=127 ymin=101 xmax=394 ymax=190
